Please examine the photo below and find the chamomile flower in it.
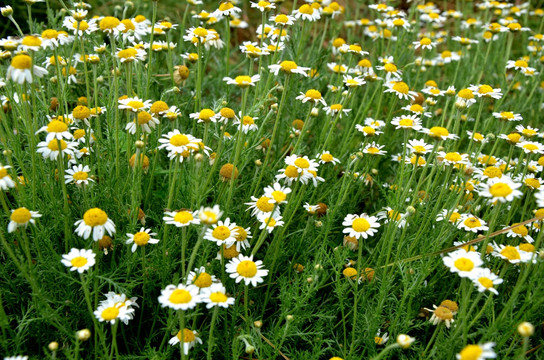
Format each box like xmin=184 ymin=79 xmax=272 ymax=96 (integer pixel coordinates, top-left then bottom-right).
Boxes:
xmin=468 ymin=84 xmax=503 ymax=99
xmin=126 ymin=228 xmax=159 ymax=253
xmin=374 ymin=331 xmax=389 ymax=345
xmin=94 ymin=299 xmax=132 ymax=325
xmin=517 ymin=141 xmax=544 ymax=154
xmin=296 ymin=89 xmax=327 ymax=106
xmin=456 ymin=342 xmax=496 ymax=360
xmin=99 ymin=16 xmax=125 ymax=34
xmin=391 ymin=114 xmax=422 ymax=131
xmin=478 ymin=177 xmax=523 ymax=203
xmin=443 ymin=249 xmax=483 ymax=278
xmin=226 ymin=254 xmax=268 ymax=286
xmin=169 ymin=329 xmax=202 ymax=355
xmin=204 ymin=218 xmax=239 ymax=247
xmin=268 ymin=60 xmax=310 ymax=76
xmin=285 ymin=155 xmax=319 ymax=173
xmin=383 ymin=81 xmax=418 ymax=100
xmin=37 ymin=139 xmax=77 ymax=161
xmin=457 ymin=214 xmax=489 ymax=233
xmin=363 ymin=142 xmax=387 ymax=156
xmin=6 ymin=207 xmax=40 ymax=234
xmin=235 ymin=115 xmax=259 ymax=133
xmin=189 ymin=109 xmax=220 ymax=123
xmin=223 ymin=74 xmax=260 ymax=87
xmin=356 ymin=124 xmax=383 ymax=137
xmin=0 ymin=165 xmax=15 ymax=190
xmin=407 ymin=139 xmax=433 ymax=155
xmin=491 ymin=243 xmax=527 ymax=264
xmin=7 ymin=54 xmax=48 ymax=84
xmin=125 ymin=111 xmax=160 ymax=134
xmin=186 ymin=267 xmax=216 ymax=289
xmin=422 ymin=126 xmax=459 ymax=141
xmin=343 ymin=75 xmax=366 ymax=88
xmin=201 ymin=283 xmax=235 ymax=308
xmin=438 ymin=151 xmax=469 ymax=166
xmin=251 ymin=0 xmax=275 ymax=12
xmin=198 ymin=205 xmax=223 ymax=225
xmin=213 ymin=2 xmax=242 ymax=18
xmin=413 ymin=37 xmax=437 ymax=50
xmin=74 ymin=208 xmax=116 ymax=241
xmin=293 ymin=3 xmax=321 ymax=21
xmin=118 ymin=97 xmax=152 ymax=112
xmin=158 ymin=284 xmax=201 ymax=310
xmin=492 ymin=111 xmax=522 ymax=122
xmin=158 ymin=130 xmax=200 ymax=156
xmin=64 ymin=164 xmax=93 ymax=185
xmin=36 ymin=119 xmax=73 ymax=142
xmin=61 ymin=248 xmax=96 ymax=273
xmin=183 ymin=27 xmax=215 ymax=44
xmin=470 ymin=268 xmax=503 ymax=295
xmin=163 ymin=210 xmax=200 ymax=227
xmin=324 ymin=104 xmax=351 ymax=118
xmin=303 ymin=203 xmax=320 ymax=215
xmin=342 ymin=213 xmax=380 ymax=239
xmin=425 ymin=304 xmax=455 ymax=328
xmin=316 ymin=151 xmax=340 ymax=165
xmin=263 ymin=182 xmax=291 ymax=204
xmin=436 ymin=209 xmax=462 ymax=224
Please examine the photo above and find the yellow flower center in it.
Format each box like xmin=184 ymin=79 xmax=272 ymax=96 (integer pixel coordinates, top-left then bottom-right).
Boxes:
xmin=126 ymin=100 xmax=144 ymax=110
xmin=362 ymin=126 xmax=375 ymax=135
xmin=174 ymin=211 xmax=193 ymax=224
xmin=137 ymin=111 xmax=153 ymax=125
xmin=449 ymin=212 xmax=461 ymax=222
xmin=519 ymin=243 xmax=535 ymax=252
xmin=199 ymin=109 xmax=215 ymax=120
xmin=284 ymin=165 xmax=299 ymax=178
xmin=294 ymin=158 xmax=310 ymax=169
xmin=305 ymin=89 xmax=322 ymax=100
xmin=194 ymin=27 xmax=208 ymax=37
xmin=478 ymin=85 xmax=493 ymax=94
xmin=392 ymin=81 xmax=409 ymax=94
xmin=464 ymin=217 xmax=482 ymax=228
xmin=193 ymin=272 xmax=212 ymax=288
xmin=280 ymin=60 xmax=298 ymax=72
xmin=299 ymin=4 xmax=313 ymax=14
xmin=22 ymin=35 xmax=42 ymax=47
xmin=263 ymin=217 xmax=277 ymax=227
xmin=420 ymin=37 xmax=432 ymax=45
xmin=242 ymin=116 xmax=254 ymax=125
xmin=47 ymin=139 xmax=68 ymax=151
xmin=117 ymin=48 xmax=138 ymax=59
xmin=459 ymin=345 xmax=483 ymax=360
xmin=384 ymin=63 xmax=397 ymax=73
xmin=47 ymin=120 xmax=68 ymax=133
xmin=101 ymin=306 xmax=119 ymax=321
xmin=210 ymin=292 xmax=228 ymax=303
xmin=169 ymin=289 xmax=192 ymax=304
xmin=398 ymin=118 xmax=414 ymax=127
xmin=445 ymin=152 xmax=462 ymax=162
xmin=489 ymin=183 xmax=512 ymax=197
xmin=352 ymin=218 xmax=370 ymax=232
xmin=42 ymin=29 xmax=59 ymax=39
xmin=256 ymin=196 xmax=275 ymax=212
xmin=429 ymin=126 xmax=449 ymax=138
xmin=275 ymin=14 xmax=289 ymax=24
xmin=434 ymin=306 xmax=453 ymax=320
xmin=501 ymin=246 xmax=520 ymax=260
xmin=413 ymin=145 xmax=427 ymax=154
xmin=11 ymin=208 xmax=32 ymax=224
xmin=321 ymin=153 xmax=334 ymax=162
xmin=73 ymin=171 xmax=88 ymax=181
xmin=478 ymin=277 xmax=494 ymax=289
xmin=11 ymin=55 xmax=32 ymax=70
xmin=83 ymin=208 xmax=108 ymax=227
xmin=458 ymin=89 xmax=474 ymax=99
xmin=100 ymin=16 xmax=121 ymax=31
xmin=170 ymin=134 xmax=190 ymax=146
xmin=271 ymin=190 xmax=286 ymax=203
xmin=71 ymin=256 xmax=88 ymax=268
xmin=212 ymin=225 xmax=231 ymax=240
xmin=454 ymin=258 xmax=474 ymax=271
xmin=133 ymin=232 xmax=150 ymax=246
xmin=237 ymin=260 xmax=258 ymax=277
xmin=177 ymin=329 xmax=195 ymax=343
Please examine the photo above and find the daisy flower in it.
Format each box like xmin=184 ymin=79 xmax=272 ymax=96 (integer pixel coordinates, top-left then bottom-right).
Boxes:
xmin=436 ymin=209 xmax=462 ymax=224
xmin=491 ymin=243 xmax=529 ymax=264
xmin=235 ymin=115 xmax=259 ymax=133
xmin=285 ymin=154 xmax=319 ymax=173
xmin=391 ymin=114 xmax=422 ymax=131
xmin=61 ymin=248 xmax=96 ymax=273
xmin=356 ymin=124 xmax=383 ymax=137
xmin=245 ymin=195 xmax=281 ymax=217
xmin=225 ymin=254 xmax=269 ymax=286
xmin=343 ymin=75 xmax=366 ymax=88
xmin=296 ymin=89 xmax=327 ymax=106
xmin=126 ymin=228 xmax=159 ymax=253
xmin=425 ymin=304 xmax=455 ymax=328
xmin=158 ymin=130 xmax=200 ymax=157
xmin=374 ymin=331 xmax=389 ymax=345
xmin=478 ymin=177 xmax=523 ymax=203
xmin=492 ymin=111 xmax=522 ymax=122
xmin=158 ymin=284 xmax=201 ymax=310
xmin=233 ymin=226 xmax=252 ymax=251
xmin=74 ymin=208 xmax=116 ymax=241
xmin=456 ymin=88 xmax=477 ymax=108
xmin=413 ymin=37 xmax=437 ymax=50
xmin=0 ymin=165 xmax=15 ymax=190
xmin=468 ymin=84 xmax=502 ymax=99
xmin=263 ymin=182 xmax=291 ymax=204
xmin=213 ymin=2 xmax=242 ymax=18
xmin=457 ymin=214 xmax=489 ymax=233
xmin=118 ymin=97 xmax=152 ymax=113
xmin=36 ymin=119 xmax=73 ymax=142
xmin=438 ymin=151 xmax=469 ymax=166
xmin=189 ymin=109 xmax=220 ymax=123
xmin=186 ymin=266 xmax=216 ymax=290
xmin=204 ymin=218 xmax=239 ymax=247
xmin=6 ymin=54 xmax=48 ymax=84
xmin=293 ymin=3 xmax=321 ymax=21
xmin=94 ymin=299 xmax=132 ymax=325
xmin=421 ymin=126 xmax=459 ymax=141
xmin=65 ymin=164 xmax=94 ymax=185
xmin=223 ymin=74 xmax=260 ymax=87
xmin=99 ymin=16 xmax=125 ymax=34
xmin=198 ymin=205 xmax=223 ymax=225
xmin=270 ymin=13 xmax=295 ymax=26
xmin=402 ymin=103 xmax=432 ymax=117
xmin=258 ymin=213 xmax=284 ymax=233
xmin=163 ymin=210 xmax=200 ymax=227
xmin=8 ymin=207 xmax=41 ymax=233
xmin=116 ymin=47 xmax=146 ymax=63
xmin=323 ymin=104 xmax=351 ymax=118
xmin=342 ymin=213 xmax=380 ymax=239
xmin=251 ymin=0 xmax=275 ymax=12
xmin=517 ymin=141 xmax=544 ymax=155
xmin=443 ymin=249 xmax=483 ymax=278
xmin=383 ymin=81 xmax=418 ymax=101
xmin=469 ymin=268 xmax=503 ymax=295
xmin=268 ymin=60 xmax=310 ymax=76
xmin=169 ymin=329 xmax=202 ymax=355
xmin=125 ymin=111 xmax=160 ymax=134
xmin=316 ymin=151 xmax=340 ymax=165
xmin=457 ymin=343 xmax=496 ymax=360
xmin=363 ymin=142 xmax=387 ymax=156
xmin=407 ymin=139 xmax=433 ymax=155
xmin=201 ymin=283 xmax=235 ymax=308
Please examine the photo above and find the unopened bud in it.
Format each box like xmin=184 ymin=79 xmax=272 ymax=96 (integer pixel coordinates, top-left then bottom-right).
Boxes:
xmin=1 ymin=6 xmax=13 ymax=17
xmin=253 ymin=320 xmax=263 ymax=328
xmin=286 ymin=315 xmax=294 ymax=321
xmin=135 ymin=140 xmax=144 ymax=149
xmin=77 ymin=329 xmax=91 ymax=341
xmin=311 ymin=107 xmax=319 ymax=117
xmin=48 ymin=341 xmax=59 ymax=351
xmin=255 ymin=159 xmax=262 ymax=166
xmin=314 ymin=220 xmax=322 ymax=227
xmin=245 ymin=345 xmax=255 ymax=354
xmin=194 ymin=153 xmax=204 ymax=162
xmin=306 ymin=277 xmax=313 ymax=283
xmin=518 ymin=322 xmax=534 ymax=337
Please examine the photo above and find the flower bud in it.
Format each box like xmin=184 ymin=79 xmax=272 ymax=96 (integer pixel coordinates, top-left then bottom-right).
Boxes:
xmin=311 ymin=107 xmax=319 ymax=117
xmin=1 ymin=6 xmax=13 ymax=17
xmin=48 ymin=341 xmax=59 ymax=351
xmin=518 ymin=322 xmax=534 ymax=337
xmin=253 ymin=320 xmax=263 ymax=328
xmin=77 ymin=329 xmax=91 ymax=341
